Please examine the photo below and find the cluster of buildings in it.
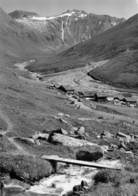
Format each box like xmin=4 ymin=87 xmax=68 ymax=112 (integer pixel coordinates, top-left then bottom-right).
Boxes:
xmin=81 ymin=92 xmax=137 ymax=108
xmin=110 ymin=97 xmax=137 ymax=107
xmin=48 ymin=83 xmax=137 ymax=108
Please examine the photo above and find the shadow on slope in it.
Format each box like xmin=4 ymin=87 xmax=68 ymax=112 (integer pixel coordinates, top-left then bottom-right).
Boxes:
xmin=88 ymin=50 xmax=138 ymax=89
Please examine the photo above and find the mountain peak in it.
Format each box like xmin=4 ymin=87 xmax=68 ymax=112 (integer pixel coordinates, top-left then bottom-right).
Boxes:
xmin=9 ymin=10 xmax=39 ymax=19
xmin=64 ymin=9 xmax=87 ymax=14
xmin=61 ymin=9 xmax=88 ymax=17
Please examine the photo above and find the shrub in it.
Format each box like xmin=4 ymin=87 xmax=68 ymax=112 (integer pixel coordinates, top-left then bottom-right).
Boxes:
xmin=93 ymin=169 xmax=138 ymax=188
xmin=0 ymin=153 xmax=52 ymax=183
xmin=94 ymin=170 xmax=111 ymax=184
xmin=76 ymin=150 xmax=103 ymax=162
xmin=93 ymin=169 xmax=124 ymax=186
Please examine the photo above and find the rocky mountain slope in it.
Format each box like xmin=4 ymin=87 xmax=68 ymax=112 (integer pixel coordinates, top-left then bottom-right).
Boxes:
xmin=0 ymin=7 xmax=137 ymax=89
xmin=0 ymin=7 xmax=138 ymax=196
xmin=62 ymin=14 xmax=138 ymax=59
xmin=0 ymin=7 xmax=124 ymax=60
xmin=56 ymin=14 xmax=137 ymax=89
xmin=26 ymin=13 xmax=138 ymax=89
xmin=87 ymin=14 xmax=138 ymax=88
xmin=9 ymin=9 xmax=124 ymax=47
xmin=9 ymin=10 xmax=39 ymax=18
xmin=0 ymin=8 xmax=63 ymax=59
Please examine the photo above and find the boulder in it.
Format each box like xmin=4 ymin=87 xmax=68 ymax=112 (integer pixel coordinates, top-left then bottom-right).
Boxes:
xmin=100 ymin=131 xmax=113 ymax=139
xmin=73 ymin=180 xmax=88 ymax=193
xmin=74 ymin=126 xmax=86 ymax=139
xmin=60 ymin=128 xmax=68 ymax=135
xmin=76 ymin=150 xmax=103 ymax=162
xmin=48 ymin=129 xmax=68 ymax=144
xmin=50 ymin=133 xmax=99 ymax=148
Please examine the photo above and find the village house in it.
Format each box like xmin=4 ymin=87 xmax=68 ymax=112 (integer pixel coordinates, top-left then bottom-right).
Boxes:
xmin=113 ymin=97 xmax=121 ymax=105
xmin=57 ymin=85 xmax=75 ymax=95
xmin=113 ymin=96 xmax=137 ymax=107
xmin=107 ymin=97 xmax=114 ymax=102
xmin=96 ymin=96 xmax=107 ymax=103
xmin=126 ymin=98 xmax=137 ymax=107
xmin=82 ymin=92 xmax=108 ymax=103
xmin=128 ymin=101 xmax=137 ymax=108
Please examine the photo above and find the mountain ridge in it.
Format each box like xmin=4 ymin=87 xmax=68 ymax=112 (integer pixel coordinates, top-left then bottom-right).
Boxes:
xmin=1 ymin=7 xmax=137 ymax=88
xmin=9 ymin=10 xmax=39 ymax=19
xmin=9 ymin=9 xmax=124 ymax=46
xmin=62 ymin=14 xmax=138 ymax=59
xmin=26 ymin=13 xmax=138 ymax=89
xmin=0 ymin=7 xmax=64 ymax=58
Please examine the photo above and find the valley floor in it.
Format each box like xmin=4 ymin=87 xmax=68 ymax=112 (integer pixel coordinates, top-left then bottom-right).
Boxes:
xmin=0 ymin=57 xmax=138 ymax=196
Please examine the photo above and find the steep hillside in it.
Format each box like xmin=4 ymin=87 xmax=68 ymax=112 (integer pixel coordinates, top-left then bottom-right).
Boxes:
xmin=86 ymin=14 xmax=138 ymax=89
xmin=9 ymin=9 xmax=124 ymax=47
xmin=27 ymin=14 xmax=138 ymax=89
xmin=0 ymin=7 xmax=138 ymax=194
xmin=0 ymin=7 xmax=123 ymax=60
xmin=88 ymin=50 xmax=138 ymax=88
xmin=0 ymin=8 xmax=63 ymax=59
xmin=62 ymin=14 xmax=138 ymax=60
xmin=0 ymin=7 xmax=137 ymax=89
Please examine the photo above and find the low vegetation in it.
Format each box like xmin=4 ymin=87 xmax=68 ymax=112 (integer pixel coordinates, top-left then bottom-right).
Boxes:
xmin=0 ymin=153 xmax=53 ymax=183
xmin=88 ymin=170 xmax=138 ymax=196
xmin=0 ymin=6 xmax=137 ymax=196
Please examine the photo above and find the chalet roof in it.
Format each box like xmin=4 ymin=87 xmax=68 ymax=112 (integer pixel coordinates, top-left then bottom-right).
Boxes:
xmin=83 ymin=91 xmax=96 ymax=97
xmin=58 ymin=85 xmax=74 ymax=92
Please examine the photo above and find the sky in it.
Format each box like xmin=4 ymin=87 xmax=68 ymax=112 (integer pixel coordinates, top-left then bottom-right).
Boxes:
xmin=0 ymin=0 xmax=137 ymax=18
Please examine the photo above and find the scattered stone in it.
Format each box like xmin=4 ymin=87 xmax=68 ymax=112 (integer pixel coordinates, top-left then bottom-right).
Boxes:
xmin=73 ymin=180 xmax=88 ymax=193
xmin=78 ymin=126 xmax=85 ymax=135
xmin=73 ymin=126 xmax=87 ymax=140
xmin=116 ymin=132 xmax=131 ymax=143
xmin=61 ymin=128 xmax=68 ymax=135
xmin=33 ymin=132 xmax=49 ymax=142
xmin=100 ymin=131 xmax=113 ymax=139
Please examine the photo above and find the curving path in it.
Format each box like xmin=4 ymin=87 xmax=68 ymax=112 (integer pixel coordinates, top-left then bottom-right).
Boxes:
xmin=0 ymin=108 xmax=29 ymax=155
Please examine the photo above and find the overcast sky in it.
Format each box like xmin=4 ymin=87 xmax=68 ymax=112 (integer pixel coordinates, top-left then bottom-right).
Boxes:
xmin=0 ymin=0 xmax=137 ymax=18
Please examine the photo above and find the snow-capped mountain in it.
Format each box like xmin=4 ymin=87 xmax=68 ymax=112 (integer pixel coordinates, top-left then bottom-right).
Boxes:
xmin=9 ymin=9 xmax=125 ymax=46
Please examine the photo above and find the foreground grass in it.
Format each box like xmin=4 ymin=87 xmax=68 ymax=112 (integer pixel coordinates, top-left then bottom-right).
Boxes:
xmin=0 ymin=153 xmax=53 ymax=183
xmin=84 ymin=169 xmax=138 ymax=196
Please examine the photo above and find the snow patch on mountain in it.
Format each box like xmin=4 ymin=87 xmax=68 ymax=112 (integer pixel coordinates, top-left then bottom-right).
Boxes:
xmin=10 ymin=9 xmax=124 ymax=47
xmin=111 ymin=21 xmax=117 ymax=26
xmin=29 ymin=10 xmax=87 ymax=21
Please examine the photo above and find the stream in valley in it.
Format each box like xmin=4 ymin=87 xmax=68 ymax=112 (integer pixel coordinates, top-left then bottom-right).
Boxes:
xmin=28 ymin=165 xmax=97 ymax=196
xmin=7 ymin=60 xmax=123 ymax=196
